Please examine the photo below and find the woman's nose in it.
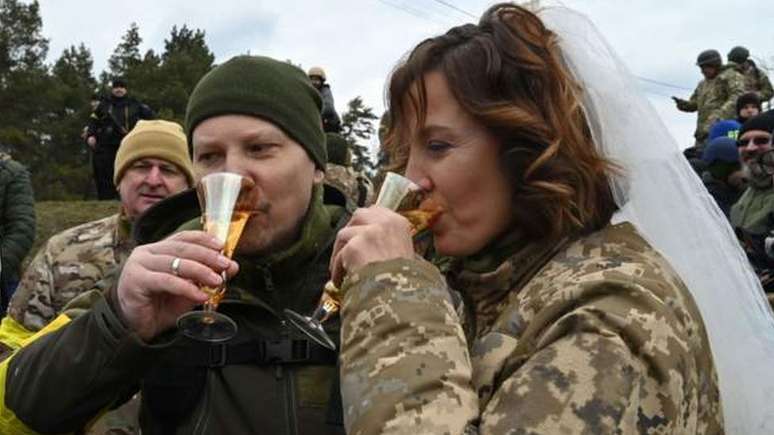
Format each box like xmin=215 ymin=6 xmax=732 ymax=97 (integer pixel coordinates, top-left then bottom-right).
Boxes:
xmin=404 ymin=156 xmax=433 ymax=192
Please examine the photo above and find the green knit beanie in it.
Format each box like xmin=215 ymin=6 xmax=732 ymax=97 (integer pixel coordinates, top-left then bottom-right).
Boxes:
xmin=185 ymin=55 xmax=327 ymax=168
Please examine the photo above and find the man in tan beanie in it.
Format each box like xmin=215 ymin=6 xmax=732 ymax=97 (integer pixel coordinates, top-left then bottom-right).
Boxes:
xmin=0 ymin=119 xmax=192 ymax=435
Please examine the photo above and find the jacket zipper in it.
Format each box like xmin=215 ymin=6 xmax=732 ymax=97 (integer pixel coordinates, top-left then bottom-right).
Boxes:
xmin=192 ymin=371 xmax=212 ymax=435
xmin=281 ymin=320 xmax=299 ymax=435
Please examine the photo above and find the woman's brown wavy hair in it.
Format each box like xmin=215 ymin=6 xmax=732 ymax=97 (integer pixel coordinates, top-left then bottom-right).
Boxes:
xmin=384 ymin=3 xmax=618 ymax=243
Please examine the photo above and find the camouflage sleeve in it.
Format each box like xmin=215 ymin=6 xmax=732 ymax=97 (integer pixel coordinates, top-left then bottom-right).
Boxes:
xmin=759 ymin=72 xmax=773 ymax=102
xmin=339 ymin=258 xmax=479 ymax=435
xmin=7 ymin=239 xmax=58 ymax=332
xmin=683 ymin=86 xmax=699 ymax=112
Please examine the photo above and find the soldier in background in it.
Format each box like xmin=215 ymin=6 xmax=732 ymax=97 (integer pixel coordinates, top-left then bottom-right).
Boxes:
xmin=86 ymin=77 xmax=155 ymax=200
xmin=308 ymin=66 xmax=342 ymax=133
xmin=728 ymin=46 xmax=774 ymax=103
xmin=0 ymin=148 xmax=35 ymax=316
xmin=323 ymin=132 xmax=374 ymax=206
xmin=3 ymin=120 xmax=193 ymax=434
xmin=8 ymin=120 xmax=193 ymax=333
xmin=674 ymin=49 xmax=745 ymax=148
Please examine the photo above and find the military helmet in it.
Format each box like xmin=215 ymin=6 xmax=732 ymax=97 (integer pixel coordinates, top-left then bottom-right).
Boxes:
xmin=727 ymin=46 xmax=750 ymax=64
xmin=696 ymin=50 xmax=722 ymax=67
xmin=308 ymin=66 xmax=326 ymax=80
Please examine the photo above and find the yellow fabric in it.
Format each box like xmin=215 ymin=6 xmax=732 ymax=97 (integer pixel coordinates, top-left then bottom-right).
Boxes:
xmin=0 ymin=314 xmax=72 ymax=434
xmin=0 ymin=317 xmax=35 ymax=352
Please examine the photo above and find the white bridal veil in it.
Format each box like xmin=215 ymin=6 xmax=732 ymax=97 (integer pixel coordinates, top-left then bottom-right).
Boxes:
xmin=538 ymin=7 xmax=774 ymax=434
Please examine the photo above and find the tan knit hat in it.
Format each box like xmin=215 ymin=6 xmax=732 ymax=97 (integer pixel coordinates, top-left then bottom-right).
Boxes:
xmin=113 ymin=120 xmax=194 ymax=186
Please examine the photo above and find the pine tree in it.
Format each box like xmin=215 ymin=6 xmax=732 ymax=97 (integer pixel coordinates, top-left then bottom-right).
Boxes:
xmin=157 ymin=25 xmax=215 ymax=122
xmin=43 ymin=44 xmax=97 ymax=199
xmin=0 ymin=0 xmax=52 ymax=179
xmin=340 ymin=97 xmax=378 ymax=175
xmin=104 ymin=22 xmax=142 ymax=82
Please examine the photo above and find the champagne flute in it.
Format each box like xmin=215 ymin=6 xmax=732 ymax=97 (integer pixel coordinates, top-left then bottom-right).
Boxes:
xmin=284 ymin=172 xmax=443 ymax=350
xmin=177 ymin=172 xmax=256 ymax=342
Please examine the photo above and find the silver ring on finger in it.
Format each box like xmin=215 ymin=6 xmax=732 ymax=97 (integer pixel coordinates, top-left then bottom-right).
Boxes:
xmin=171 ymin=257 xmax=182 ymax=277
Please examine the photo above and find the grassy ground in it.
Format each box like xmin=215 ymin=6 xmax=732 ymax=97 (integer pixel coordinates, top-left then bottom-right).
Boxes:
xmin=25 ymin=200 xmax=120 ymax=268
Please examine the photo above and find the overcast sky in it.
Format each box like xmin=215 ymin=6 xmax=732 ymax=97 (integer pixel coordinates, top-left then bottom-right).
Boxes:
xmin=35 ymin=0 xmax=774 ymax=152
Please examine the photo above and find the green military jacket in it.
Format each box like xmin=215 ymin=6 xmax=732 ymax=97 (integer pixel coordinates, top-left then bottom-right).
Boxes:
xmin=0 ymin=152 xmax=36 ymax=285
xmin=8 ymin=212 xmax=133 ymax=332
xmin=0 ymin=186 xmax=351 ymax=435
xmin=339 ymin=222 xmax=723 ymax=434
xmin=730 ymin=185 xmax=774 ymax=236
xmin=686 ymin=65 xmax=746 ymax=142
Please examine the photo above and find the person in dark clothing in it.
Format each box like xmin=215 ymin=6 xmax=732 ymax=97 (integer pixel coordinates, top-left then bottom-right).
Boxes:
xmin=701 ymin=136 xmax=745 ymax=218
xmin=86 ymin=78 xmax=154 ymax=200
xmin=736 ymin=92 xmax=762 ymax=124
xmin=0 ymin=149 xmax=36 ymax=315
xmin=307 ymin=66 xmax=342 ymax=133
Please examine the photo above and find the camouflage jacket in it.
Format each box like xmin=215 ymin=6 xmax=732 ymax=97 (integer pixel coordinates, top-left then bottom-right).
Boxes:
xmin=740 ymin=65 xmax=774 ymax=102
xmin=339 ymin=222 xmax=723 ymax=434
xmin=685 ymin=65 xmax=746 ymax=142
xmin=325 ymin=163 xmax=374 ymax=207
xmin=8 ymin=212 xmax=133 ymax=331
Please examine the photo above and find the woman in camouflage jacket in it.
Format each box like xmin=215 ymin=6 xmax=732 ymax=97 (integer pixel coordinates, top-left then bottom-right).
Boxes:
xmin=331 ymin=4 xmax=723 ymax=434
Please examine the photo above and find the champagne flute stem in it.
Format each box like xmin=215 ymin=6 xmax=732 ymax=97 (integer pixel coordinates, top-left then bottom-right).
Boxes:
xmin=310 ymin=303 xmax=327 ymax=323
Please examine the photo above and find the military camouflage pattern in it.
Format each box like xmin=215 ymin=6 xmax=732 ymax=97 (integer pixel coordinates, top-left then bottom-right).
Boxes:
xmin=325 ymin=163 xmax=374 ymax=206
xmin=8 ymin=213 xmax=133 ymax=332
xmin=4 ymin=213 xmax=139 ymax=435
xmin=339 ymin=222 xmax=723 ymax=434
xmin=741 ymin=66 xmax=774 ymax=102
xmin=681 ymin=65 xmax=746 ymax=143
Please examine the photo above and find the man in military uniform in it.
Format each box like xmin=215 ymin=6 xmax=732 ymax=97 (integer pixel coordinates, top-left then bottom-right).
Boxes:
xmin=1 ymin=120 xmax=193 ymax=435
xmin=674 ymin=49 xmax=746 ymax=147
xmin=7 ymin=120 xmax=194 ymax=333
xmin=728 ymin=46 xmax=774 ymax=103
xmin=0 ymin=148 xmax=35 ymax=315
xmin=0 ymin=56 xmax=350 ymax=435
xmin=324 ymin=132 xmax=374 ymax=206
xmin=86 ymin=77 xmax=155 ymax=200
xmin=730 ymin=112 xmax=774 ymax=271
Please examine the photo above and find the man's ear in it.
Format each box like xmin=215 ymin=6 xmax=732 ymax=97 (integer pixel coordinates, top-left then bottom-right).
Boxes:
xmin=313 ymin=168 xmax=325 ymax=184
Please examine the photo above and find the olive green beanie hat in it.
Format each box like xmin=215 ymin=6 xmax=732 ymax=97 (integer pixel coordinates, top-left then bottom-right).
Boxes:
xmin=185 ymin=55 xmax=327 ymax=168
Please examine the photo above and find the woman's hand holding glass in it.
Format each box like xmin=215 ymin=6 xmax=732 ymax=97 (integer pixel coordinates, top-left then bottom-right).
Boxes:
xmin=330 ymin=206 xmax=416 ymax=287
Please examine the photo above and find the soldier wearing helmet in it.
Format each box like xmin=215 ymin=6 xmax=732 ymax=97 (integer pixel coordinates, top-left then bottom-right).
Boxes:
xmin=307 ymin=66 xmax=342 ymax=133
xmin=727 ymin=46 xmax=774 ymax=102
xmin=674 ymin=49 xmax=746 ymax=147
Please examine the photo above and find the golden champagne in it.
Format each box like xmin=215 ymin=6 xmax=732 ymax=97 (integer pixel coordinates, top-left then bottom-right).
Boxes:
xmin=200 ymin=210 xmax=252 ymax=307
xmin=284 ymin=172 xmax=435 ymax=350
xmin=179 ymin=172 xmax=257 ymax=342
xmin=318 ymin=205 xmax=443 ymax=310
